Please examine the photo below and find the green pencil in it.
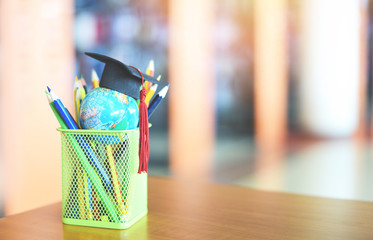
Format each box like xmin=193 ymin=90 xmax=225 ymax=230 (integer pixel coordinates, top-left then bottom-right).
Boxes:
xmin=46 ymin=91 xmax=68 ymax=129
xmin=46 ymin=91 xmax=119 ymax=222
xmin=64 ymin=134 xmax=119 ymax=222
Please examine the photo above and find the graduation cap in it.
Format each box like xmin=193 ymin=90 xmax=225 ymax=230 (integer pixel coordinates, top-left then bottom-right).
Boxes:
xmin=84 ymin=52 xmax=166 ymax=174
xmin=85 ymin=52 xmax=165 ymax=99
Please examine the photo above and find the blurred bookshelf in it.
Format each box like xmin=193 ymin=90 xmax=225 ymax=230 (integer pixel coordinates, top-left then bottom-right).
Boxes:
xmin=213 ymin=0 xmax=256 ymax=177
xmin=74 ymin=0 xmax=257 ymax=176
xmin=215 ymin=0 xmax=254 ymax=137
xmin=74 ymin=0 xmax=170 ymax=172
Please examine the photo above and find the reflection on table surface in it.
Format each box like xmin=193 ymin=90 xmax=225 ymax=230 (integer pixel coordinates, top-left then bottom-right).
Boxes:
xmin=212 ymin=137 xmax=373 ymax=202
xmin=63 ymin=217 xmax=148 ymax=240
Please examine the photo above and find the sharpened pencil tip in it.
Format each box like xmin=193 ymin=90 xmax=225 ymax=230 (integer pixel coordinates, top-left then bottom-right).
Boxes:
xmin=80 ymin=77 xmax=87 ymax=86
xmin=148 ymin=60 xmax=154 ymax=70
xmin=91 ymin=69 xmax=99 ymax=81
xmin=47 ymin=86 xmax=51 ymax=92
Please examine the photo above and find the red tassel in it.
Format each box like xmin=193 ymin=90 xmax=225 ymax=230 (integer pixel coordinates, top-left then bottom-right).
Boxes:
xmin=138 ymin=87 xmax=149 ymax=173
xmin=129 ymin=65 xmax=149 ymax=174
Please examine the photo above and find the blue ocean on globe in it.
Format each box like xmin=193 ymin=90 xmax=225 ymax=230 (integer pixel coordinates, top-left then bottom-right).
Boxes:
xmin=79 ymin=87 xmax=139 ymax=130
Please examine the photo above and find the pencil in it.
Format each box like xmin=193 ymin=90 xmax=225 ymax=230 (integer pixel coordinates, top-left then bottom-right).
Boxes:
xmin=48 ymin=86 xmax=79 ymax=129
xmin=144 ymin=60 xmax=154 ymax=91
xmin=145 ymin=84 xmax=158 ymax=106
xmin=148 ymin=84 xmax=169 ymax=117
xmin=145 ymin=75 xmax=161 ymax=106
xmin=91 ymin=69 xmax=100 ymax=89
xmin=46 ymin=91 xmax=81 ymax=218
xmin=46 ymin=91 xmax=68 ymax=129
xmin=84 ymin=174 xmax=93 ymax=220
xmin=80 ymin=74 xmax=88 ymax=93
xmin=74 ymin=77 xmax=82 ymax=125
xmin=106 ymin=145 xmax=127 ymax=219
xmin=76 ymin=164 xmax=86 ymax=219
xmin=48 ymin=87 xmax=112 ymax=187
xmin=47 ymin=86 xmax=118 ymax=222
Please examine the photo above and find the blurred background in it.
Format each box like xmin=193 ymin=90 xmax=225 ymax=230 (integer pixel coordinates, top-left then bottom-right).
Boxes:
xmin=0 ymin=0 xmax=372 ymax=216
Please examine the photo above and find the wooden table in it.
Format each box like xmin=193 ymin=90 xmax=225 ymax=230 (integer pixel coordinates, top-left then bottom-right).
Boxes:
xmin=0 ymin=176 xmax=372 ymax=239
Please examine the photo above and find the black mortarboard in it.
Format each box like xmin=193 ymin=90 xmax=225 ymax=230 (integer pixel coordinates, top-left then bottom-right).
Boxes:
xmin=85 ymin=52 xmax=165 ymax=99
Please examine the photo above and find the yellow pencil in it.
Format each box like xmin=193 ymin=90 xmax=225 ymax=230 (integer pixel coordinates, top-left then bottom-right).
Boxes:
xmin=145 ymin=84 xmax=158 ymax=106
xmin=74 ymin=79 xmax=78 ymax=119
xmin=145 ymin=75 xmax=161 ymax=105
xmin=77 ymin=164 xmax=86 ymax=219
xmin=91 ymin=69 xmax=100 ymax=89
xmin=80 ymin=75 xmax=88 ymax=93
xmin=84 ymin=175 xmax=93 ymax=220
xmin=78 ymin=80 xmax=86 ymax=99
xmin=106 ymin=145 xmax=127 ymax=219
xmin=146 ymin=59 xmax=154 ymax=76
xmin=144 ymin=60 xmax=154 ymax=91
xmin=74 ymin=76 xmax=81 ymax=124
xmin=75 ymin=77 xmax=91 ymax=219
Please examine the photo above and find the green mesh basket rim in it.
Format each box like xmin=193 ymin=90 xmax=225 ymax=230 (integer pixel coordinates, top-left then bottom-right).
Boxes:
xmin=57 ymin=128 xmax=138 ymax=134
xmin=57 ymin=124 xmax=151 ymax=134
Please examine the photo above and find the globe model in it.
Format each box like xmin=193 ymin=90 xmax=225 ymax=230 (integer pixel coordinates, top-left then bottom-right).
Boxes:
xmin=79 ymin=87 xmax=139 ymax=130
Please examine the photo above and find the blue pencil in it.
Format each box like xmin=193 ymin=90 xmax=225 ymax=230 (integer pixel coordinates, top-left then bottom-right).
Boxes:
xmin=47 ymin=86 xmax=78 ymax=129
xmin=148 ymin=84 xmax=169 ymax=118
xmin=47 ymin=86 xmax=112 ymax=190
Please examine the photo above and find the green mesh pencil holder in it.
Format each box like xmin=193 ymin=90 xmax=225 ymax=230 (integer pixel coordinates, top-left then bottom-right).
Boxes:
xmin=58 ymin=128 xmax=148 ymax=229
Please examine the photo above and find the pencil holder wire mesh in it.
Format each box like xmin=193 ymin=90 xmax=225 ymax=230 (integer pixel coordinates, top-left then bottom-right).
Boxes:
xmin=58 ymin=128 xmax=147 ymax=229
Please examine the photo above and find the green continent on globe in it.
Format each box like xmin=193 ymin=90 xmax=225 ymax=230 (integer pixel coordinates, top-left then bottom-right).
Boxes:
xmin=79 ymin=87 xmax=139 ymax=130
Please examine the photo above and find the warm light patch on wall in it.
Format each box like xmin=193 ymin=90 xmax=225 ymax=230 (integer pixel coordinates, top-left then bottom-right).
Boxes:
xmin=0 ymin=0 xmax=74 ymax=215
xmin=169 ymin=0 xmax=216 ymax=180
xmin=253 ymin=0 xmax=288 ymax=150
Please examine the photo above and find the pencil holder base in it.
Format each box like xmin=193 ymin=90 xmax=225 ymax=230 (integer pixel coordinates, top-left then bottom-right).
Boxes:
xmin=62 ymin=209 xmax=148 ymax=229
xmin=59 ymin=128 xmax=148 ymax=230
